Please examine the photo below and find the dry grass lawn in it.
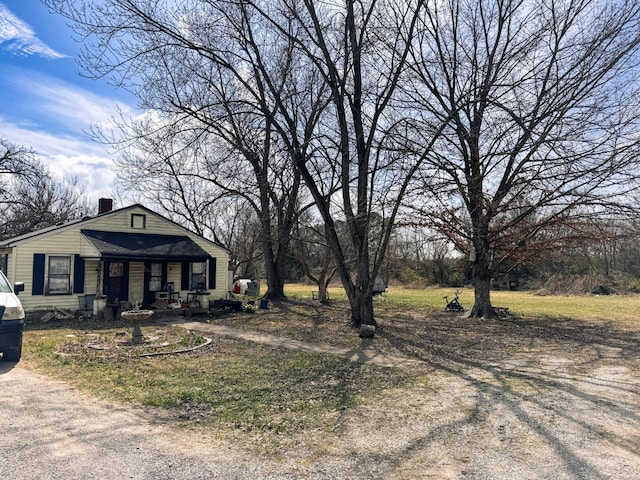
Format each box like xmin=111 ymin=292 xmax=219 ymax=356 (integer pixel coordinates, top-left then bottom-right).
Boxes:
xmin=21 ymin=292 xmax=640 ymax=479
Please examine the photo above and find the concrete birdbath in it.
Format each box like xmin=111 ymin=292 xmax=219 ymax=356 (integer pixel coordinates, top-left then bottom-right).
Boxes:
xmin=121 ymin=310 xmax=154 ymax=344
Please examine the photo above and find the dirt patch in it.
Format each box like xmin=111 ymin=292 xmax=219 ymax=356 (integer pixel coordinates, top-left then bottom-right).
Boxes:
xmin=53 ymin=323 xmax=210 ymax=358
xmin=203 ymin=300 xmax=640 ymax=478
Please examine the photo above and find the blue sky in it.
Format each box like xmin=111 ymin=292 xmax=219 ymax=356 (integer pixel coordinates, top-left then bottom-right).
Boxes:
xmin=0 ymin=0 xmax=137 ymax=200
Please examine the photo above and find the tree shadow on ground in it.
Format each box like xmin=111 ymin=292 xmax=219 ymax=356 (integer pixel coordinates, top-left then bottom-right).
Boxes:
xmin=367 ymin=313 xmax=640 ymax=478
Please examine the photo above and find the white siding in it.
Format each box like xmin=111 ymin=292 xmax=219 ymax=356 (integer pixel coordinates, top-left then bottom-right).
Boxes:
xmin=210 ymin=259 xmax=229 ymax=300
xmin=167 ymin=262 xmax=182 ymax=297
xmin=85 ymin=260 xmax=100 ymax=296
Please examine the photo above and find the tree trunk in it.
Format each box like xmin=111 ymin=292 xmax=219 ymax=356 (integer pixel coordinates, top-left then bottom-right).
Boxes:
xmin=256 ymin=155 xmax=298 ymax=302
xmin=317 ymin=277 xmax=329 ymax=303
xmin=260 ymin=214 xmax=288 ymax=301
xmin=469 ymin=273 xmax=494 ymax=318
xmin=349 ymin=287 xmax=376 ymax=328
xmin=468 ymin=241 xmax=495 ymax=318
xmin=262 ymin=244 xmax=288 ymax=300
xmin=263 ymin=269 xmax=286 ymax=300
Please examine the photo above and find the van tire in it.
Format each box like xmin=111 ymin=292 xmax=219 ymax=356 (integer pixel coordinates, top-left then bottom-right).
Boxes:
xmin=2 ymin=346 xmax=21 ymax=362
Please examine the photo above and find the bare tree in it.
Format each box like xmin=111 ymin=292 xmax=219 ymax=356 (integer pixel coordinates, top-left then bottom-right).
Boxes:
xmin=0 ymin=139 xmax=39 ymax=182
xmin=112 ymin=124 xmax=219 ymax=239
xmin=1 ymin=141 xmax=91 ymax=239
xmin=223 ymin=199 xmax=265 ymax=282
xmin=405 ymin=0 xmax=640 ymax=316
xmin=48 ymin=0 xmax=326 ymax=300
xmin=269 ymin=0 xmax=427 ymax=328
xmin=292 ymin=213 xmax=338 ymax=303
xmin=387 ymin=224 xmax=458 ymax=285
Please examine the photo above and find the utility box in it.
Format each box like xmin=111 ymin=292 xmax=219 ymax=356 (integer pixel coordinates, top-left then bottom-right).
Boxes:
xmin=93 ymin=297 xmax=107 ymax=318
xmin=247 ymin=281 xmax=260 ymax=296
xmin=78 ymin=294 xmax=96 ymax=312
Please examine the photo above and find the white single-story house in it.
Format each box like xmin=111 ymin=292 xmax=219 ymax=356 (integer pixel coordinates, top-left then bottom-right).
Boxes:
xmin=0 ymin=200 xmax=230 ymax=314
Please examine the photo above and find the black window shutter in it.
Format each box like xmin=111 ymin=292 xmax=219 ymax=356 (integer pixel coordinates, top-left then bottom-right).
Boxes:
xmin=181 ymin=261 xmax=190 ymax=290
xmin=73 ymin=255 xmax=85 ymax=294
xmin=143 ymin=261 xmax=150 ymax=289
xmin=32 ymin=254 xmax=45 ymax=295
xmin=121 ymin=262 xmax=130 ymax=301
xmin=208 ymin=258 xmax=216 ymax=290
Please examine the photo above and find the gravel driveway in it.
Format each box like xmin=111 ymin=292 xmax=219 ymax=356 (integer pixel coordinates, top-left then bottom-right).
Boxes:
xmin=0 ymin=363 xmax=264 ymax=480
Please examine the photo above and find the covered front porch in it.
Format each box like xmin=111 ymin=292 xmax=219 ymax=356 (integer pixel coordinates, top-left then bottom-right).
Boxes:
xmin=81 ymin=230 xmax=216 ymax=318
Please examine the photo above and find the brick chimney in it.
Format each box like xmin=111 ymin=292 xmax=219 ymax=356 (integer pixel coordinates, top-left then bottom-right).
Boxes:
xmin=98 ymin=198 xmax=113 ymax=214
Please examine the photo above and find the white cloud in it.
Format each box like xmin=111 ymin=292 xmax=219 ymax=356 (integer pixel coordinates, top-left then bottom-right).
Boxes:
xmin=0 ymin=65 xmax=141 ymax=199
xmin=0 ymin=117 xmax=108 ymax=157
xmin=0 ymin=69 xmax=137 ymax=155
xmin=0 ymin=3 xmax=136 ymax=201
xmin=10 ymin=72 xmax=130 ymax=129
xmin=0 ymin=3 xmax=67 ymax=59
xmin=0 ymin=117 xmax=118 ymax=199
xmin=50 ymin=154 xmax=118 ymax=200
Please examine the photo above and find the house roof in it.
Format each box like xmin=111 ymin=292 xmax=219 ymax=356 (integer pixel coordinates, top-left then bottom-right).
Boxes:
xmin=81 ymin=230 xmax=212 ymax=261
xmin=0 ymin=203 xmax=228 ymax=253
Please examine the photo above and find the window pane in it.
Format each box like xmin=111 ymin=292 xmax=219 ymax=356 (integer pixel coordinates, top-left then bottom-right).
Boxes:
xmin=132 ymin=214 xmax=146 ymax=229
xmin=149 ymin=262 xmax=162 ymax=291
xmin=49 ymin=276 xmax=70 ymax=294
xmin=192 ymin=262 xmax=205 ymax=274
xmin=0 ymin=272 xmax=11 ymax=293
xmin=191 ymin=261 xmax=206 ymax=290
xmin=149 ymin=278 xmax=162 ymax=291
xmin=109 ymin=262 xmax=123 ymax=277
xmin=47 ymin=256 xmax=71 ymax=294
xmin=49 ymin=257 xmax=70 ymax=275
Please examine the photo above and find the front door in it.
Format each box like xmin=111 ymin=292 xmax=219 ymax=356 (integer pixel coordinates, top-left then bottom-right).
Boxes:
xmin=104 ymin=261 xmax=129 ymax=302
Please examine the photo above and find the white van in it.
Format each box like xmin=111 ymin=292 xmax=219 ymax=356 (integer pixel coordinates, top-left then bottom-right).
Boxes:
xmin=0 ymin=270 xmax=25 ymax=361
